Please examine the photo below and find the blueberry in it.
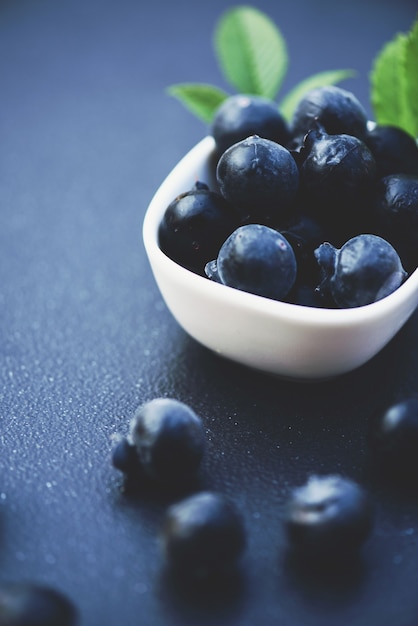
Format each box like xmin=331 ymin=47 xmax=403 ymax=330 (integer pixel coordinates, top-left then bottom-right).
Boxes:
xmin=158 ymin=181 xmax=238 ymax=275
xmin=364 ymin=125 xmax=418 ymax=178
xmin=315 ymin=234 xmax=407 ymax=308
xmin=111 ymin=436 xmax=141 ymax=475
xmin=299 ymin=127 xmax=377 ymax=242
xmin=211 ymin=94 xmax=290 ymax=156
xmin=284 ymin=282 xmax=330 ymax=308
xmin=0 ymin=583 xmax=78 ymax=626
xmin=284 ymin=474 xmax=374 ymax=558
xmin=289 ymin=85 xmax=368 ymax=148
xmin=215 ymin=224 xmax=297 ymax=301
xmin=160 ymin=491 xmax=246 ymax=577
xmin=280 ymin=213 xmax=329 ymax=284
xmin=368 ymin=397 xmax=418 ymax=478
xmin=129 ymin=398 xmax=206 ymax=486
xmin=216 ymin=135 xmax=299 ymax=227
xmin=373 ymin=173 xmax=418 ymax=273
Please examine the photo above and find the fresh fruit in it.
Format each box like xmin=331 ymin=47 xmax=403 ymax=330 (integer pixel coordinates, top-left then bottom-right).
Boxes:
xmin=158 ymin=181 xmax=238 ymax=275
xmin=209 ymin=223 xmax=297 ymax=301
xmin=373 ymin=174 xmax=418 ymax=273
xmin=211 ymin=94 xmax=290 ymax=156
xmin=280 ymin=213 xmax=329 ymax=284
xmin=160 ymin=491 xmax=246 ymax=577
xmin=364 ymin=125 xmax=418 ymax=178
xmin=0 ymin=583 xmax=78 ymax=626
xmin=284 ymin=474 xmax=374 ymax=558
xmin=111 ymin=436 xmax=141 ymax=475
xmin=298 ymin=126 xmax=377 ymax=242
xmin=159 ymin=77 xmax=418 ymax=309
xmin=368 ymin=397 xmax=418 ymax=477
xmin=167 ymin=7 xmax=355 ymax=129
xmin=129 ymin=398 xmax=206 ymax=486
xmin=289 ymin=85 xmax=369 ymax=148
xmin=216 ymin=135 xmax=299 ymax=226
xmin=315 ymin=234 xmax=407 ymax=308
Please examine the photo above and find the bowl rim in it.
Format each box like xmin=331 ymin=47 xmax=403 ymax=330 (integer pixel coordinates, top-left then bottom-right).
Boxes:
xmin=143 ymin=135 xmax=418 ymax=329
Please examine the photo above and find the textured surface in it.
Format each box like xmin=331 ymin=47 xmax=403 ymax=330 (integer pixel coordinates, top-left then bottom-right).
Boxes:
xmin=1 ymin=1 xmax=418 ymax=625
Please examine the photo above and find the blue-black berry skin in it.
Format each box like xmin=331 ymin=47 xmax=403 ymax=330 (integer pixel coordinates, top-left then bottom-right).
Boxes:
xmin=0 ymin=583 xmax=78 ymax=626
xmin=365 ymin=125 xmax=418 ymax=178
xmin=129 ymin=398 xmax=206 ymax=485
xmin=280 ymin=213 xmax=329 ymax=284
xmin=216 ymin=224 xmax=297 ymax=301
xmin=299 ymin=128 xmax=377 ymax=241
xmin=111 ymin=437 xmax=141 ymax=474
xmin=368 ymin=397 xmax=418 ymax=477
xmin=373 ymin=174 xmax=418 ymax=273
xmin=161 ymin=491 xmax=246 ymax=577
xmin=315 ymin=234 xmax=407 ymax=308
xmin=211 ymin=94 xmax=290 ymax=156
xmin=216 ymin=135 xmax=299 ymax=227
xmin=158 ymin=181 xmax=238 ymax=275
xmin=284 ymin=474 xmax=374 ymax=558
xmin=289 ymin=85 xmax=368 ymax=148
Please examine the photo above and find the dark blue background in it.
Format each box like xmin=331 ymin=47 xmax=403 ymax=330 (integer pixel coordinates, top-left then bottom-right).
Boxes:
xmin=1 ymin=1 xmax=418 ymax=624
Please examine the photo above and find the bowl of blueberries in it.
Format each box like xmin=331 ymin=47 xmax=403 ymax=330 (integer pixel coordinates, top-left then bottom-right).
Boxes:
xmin=143 ymin=87 xmax=418 ymax=380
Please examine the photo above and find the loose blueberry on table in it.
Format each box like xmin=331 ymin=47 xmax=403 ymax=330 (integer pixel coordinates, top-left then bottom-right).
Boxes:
xmin=284 ymin=474 xmax=374 ymax=560
xmin=0 ymin=583 xmax=78 ymax=626
xmin=112 ymin=435 xmax=142 ymax=475
xmin=160 ymin=491 xmax=246 ymax=578
xmin=368 ymin=397 xmax=418 ymax=478
xmin=112 ymin=398 xmax=206 ymax=488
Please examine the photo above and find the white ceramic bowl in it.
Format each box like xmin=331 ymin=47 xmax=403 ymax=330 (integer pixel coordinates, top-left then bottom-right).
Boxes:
xmin=143 ymin=136 xmax=418 ymax=380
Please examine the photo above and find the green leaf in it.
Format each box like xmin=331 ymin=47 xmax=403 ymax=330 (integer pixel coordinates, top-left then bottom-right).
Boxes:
xmin=279 ymin=69 xmax=357 ymax=121
xmin=403 ymin=18 xmax=418 ymax=137
xmin=167 ymin=83 xmax=229 ymax=124
xmin=214 ymin=5 xmax=288 ymax=100
xmin=370 ymin=33 xmax=408 ymax=129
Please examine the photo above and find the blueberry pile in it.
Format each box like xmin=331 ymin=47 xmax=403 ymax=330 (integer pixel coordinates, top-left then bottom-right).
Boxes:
xmin=158 ymin=86 xmax=418 ymax=308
